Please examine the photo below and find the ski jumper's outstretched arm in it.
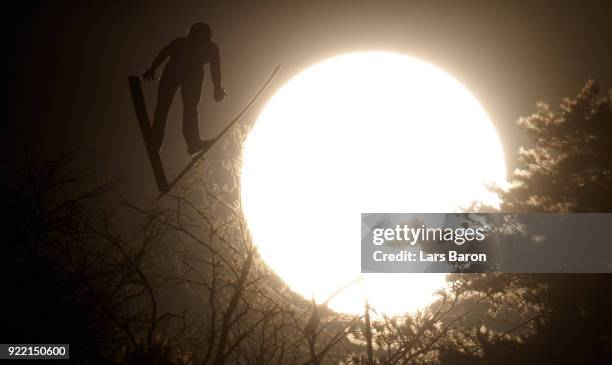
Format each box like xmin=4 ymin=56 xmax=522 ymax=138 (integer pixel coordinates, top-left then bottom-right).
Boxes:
xmin=210 ymin=43 xmax=227 ymax=102
xmin=142 ymin=41 xmax=176 ymax=82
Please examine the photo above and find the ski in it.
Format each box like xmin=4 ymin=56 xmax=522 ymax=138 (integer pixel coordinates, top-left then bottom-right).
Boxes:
xmin=128 ymin=75 xmax=170 ymax=192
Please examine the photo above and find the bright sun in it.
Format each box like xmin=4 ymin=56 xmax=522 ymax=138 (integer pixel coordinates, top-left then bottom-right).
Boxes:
xmin=241 ymin=52 xmax=506 ymax=315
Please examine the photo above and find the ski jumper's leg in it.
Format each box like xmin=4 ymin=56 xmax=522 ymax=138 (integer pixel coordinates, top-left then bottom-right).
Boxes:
xmin=151 ymin=67 xmax=180 ymax=152
xmin=180 ymin=67 xmax=205 ymax=150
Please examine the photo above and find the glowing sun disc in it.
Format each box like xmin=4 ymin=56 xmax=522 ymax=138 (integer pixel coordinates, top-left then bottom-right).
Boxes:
xmin=241 ymin=52 xmax=506 ymax=315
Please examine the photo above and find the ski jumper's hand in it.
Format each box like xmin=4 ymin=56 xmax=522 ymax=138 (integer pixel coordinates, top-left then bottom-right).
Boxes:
xmin=142 ymin=40 xmax=176 ymax=83
xmin=214 ymin=86 xmax=227 ymax=102
xmin=142 ymin=67 xmax=156 ymax=82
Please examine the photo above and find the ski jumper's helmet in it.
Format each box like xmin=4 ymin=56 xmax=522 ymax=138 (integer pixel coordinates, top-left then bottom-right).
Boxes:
xmin=188 ymin=23 xmax=212 ymax=42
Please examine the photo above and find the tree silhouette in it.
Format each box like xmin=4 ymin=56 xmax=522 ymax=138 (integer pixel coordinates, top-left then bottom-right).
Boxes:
xmin=444 ymin=81 xmax=612 ymax=364
xmin=4 ymin=81 xmax=610 ymax=364
xmin=1 ymin=151 xmax=187 ymax=362
xmin=498 ymin=80 xmax=612 ymax=213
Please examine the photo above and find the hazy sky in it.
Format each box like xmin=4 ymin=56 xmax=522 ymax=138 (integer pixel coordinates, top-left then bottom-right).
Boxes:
xmin=8 ymin=0 xmax=612 ymax=200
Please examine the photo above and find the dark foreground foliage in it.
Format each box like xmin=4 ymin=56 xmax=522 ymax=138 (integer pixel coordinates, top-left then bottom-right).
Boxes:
xmin=2 ymin=81 xmax=611 ymax=364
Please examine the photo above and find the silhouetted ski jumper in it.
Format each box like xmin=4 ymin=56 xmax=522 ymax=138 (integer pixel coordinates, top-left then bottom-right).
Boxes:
xmin=143 ymin=23 xmax=226 ymax=155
